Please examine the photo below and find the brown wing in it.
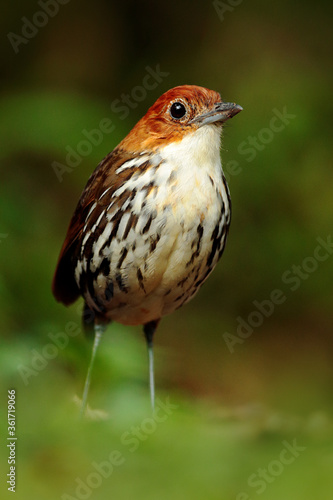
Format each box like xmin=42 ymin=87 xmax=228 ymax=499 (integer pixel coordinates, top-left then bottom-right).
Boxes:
xmin=52 ymin=147 xmax=136 ymax=305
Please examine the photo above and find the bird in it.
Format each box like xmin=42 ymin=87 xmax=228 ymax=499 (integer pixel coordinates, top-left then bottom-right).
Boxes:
xmin=52 ymin=85 xmax=242 ymax=415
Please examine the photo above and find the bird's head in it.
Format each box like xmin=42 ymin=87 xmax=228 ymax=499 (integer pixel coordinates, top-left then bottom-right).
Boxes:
xmin=120 ymin=85 xmax=242 ymax=153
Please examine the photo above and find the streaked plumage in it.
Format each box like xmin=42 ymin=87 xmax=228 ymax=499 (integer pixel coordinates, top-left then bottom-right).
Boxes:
xmin=52 ymin=85 xmax=242 ymax=413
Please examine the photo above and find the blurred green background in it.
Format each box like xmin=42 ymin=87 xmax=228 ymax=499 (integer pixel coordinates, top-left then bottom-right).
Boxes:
xmin=1 ymin=0 xmax=332 ymax=499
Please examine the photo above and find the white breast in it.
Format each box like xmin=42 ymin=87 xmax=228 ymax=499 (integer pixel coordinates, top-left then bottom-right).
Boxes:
xmin=153 ymin=125 xmax=230 ymax=309
xmin=83 ymin=125 xmax=230 ymax=325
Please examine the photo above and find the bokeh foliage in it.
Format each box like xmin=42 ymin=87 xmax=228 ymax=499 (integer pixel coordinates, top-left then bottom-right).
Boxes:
xmin=1 ymin=0 xmax=333 ymax=498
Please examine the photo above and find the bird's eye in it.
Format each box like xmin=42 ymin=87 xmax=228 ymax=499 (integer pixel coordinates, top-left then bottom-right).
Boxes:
xmin=170 ymin=102 xmax=187 ymax=120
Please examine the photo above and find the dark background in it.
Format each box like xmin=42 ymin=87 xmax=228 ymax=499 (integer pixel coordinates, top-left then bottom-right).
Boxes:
xmin=1 ymin=1 xmax=332 ymax=499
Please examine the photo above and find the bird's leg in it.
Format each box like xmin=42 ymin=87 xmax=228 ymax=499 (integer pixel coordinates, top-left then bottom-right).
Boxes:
xmin=143 ymin=320 xmax=159 ymax=411
xmin=80 ymin=322 xmax=106 ymax=418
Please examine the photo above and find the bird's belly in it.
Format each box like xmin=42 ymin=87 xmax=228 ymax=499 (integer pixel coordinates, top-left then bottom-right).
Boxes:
xmin=79 ymin=159 xmax=230 ymax=326
xmin=104 ymin=211 xmax=225 ymax=325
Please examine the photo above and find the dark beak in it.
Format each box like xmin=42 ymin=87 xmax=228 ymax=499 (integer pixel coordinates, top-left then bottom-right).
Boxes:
xmin=190 ymin=102 xmax=243 ymax=126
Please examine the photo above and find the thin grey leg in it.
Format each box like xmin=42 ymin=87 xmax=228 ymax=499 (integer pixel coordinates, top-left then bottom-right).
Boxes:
xmin=143 ymin=320 xmax=159 ymax=411
xmin=80 ymin=323 xmax=105 ymax=418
